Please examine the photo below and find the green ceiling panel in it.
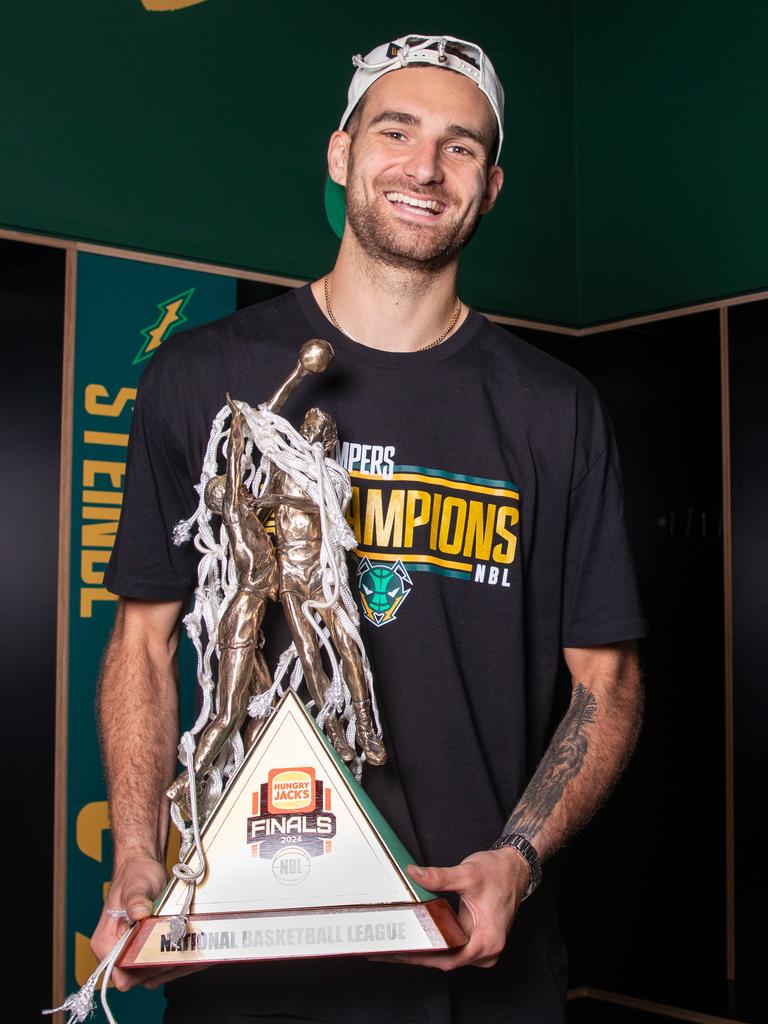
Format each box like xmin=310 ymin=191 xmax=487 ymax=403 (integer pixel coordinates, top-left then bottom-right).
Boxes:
xmin=574 ymin=3 xmax=768 ymax=325
xmin=0 ymin=1 xmax=576 ymax=322
xmin=3 ymin=2 xmax=766 ymax=325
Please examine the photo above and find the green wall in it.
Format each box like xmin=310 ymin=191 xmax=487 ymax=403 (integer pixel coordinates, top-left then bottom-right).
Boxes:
xmin=2 ymin=2 xmax=765 ymax=325
xmin=574 ymin=3 xmax=768 ymax=324
xmin=0 ymin=1 xmax=577 ymax=322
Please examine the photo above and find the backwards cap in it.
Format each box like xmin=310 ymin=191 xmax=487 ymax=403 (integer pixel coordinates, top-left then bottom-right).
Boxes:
xmin=340 ymin=34 xmax=505 ymax=162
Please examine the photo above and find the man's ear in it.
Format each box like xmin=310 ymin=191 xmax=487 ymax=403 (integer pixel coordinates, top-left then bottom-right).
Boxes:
xmin=327 ymin=130 xmax=351 ymax=187
xmin=479 ymin=163 xmax=504 ymax=215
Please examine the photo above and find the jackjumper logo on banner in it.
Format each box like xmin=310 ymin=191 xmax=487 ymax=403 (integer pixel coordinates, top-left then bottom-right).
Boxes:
xmin=134 ymin=288 xmax=195 ymax=365
xmin=64 ymin=252 xmax=235 ymax=1021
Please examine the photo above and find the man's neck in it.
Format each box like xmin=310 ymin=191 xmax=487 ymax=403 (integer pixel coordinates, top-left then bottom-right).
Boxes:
xmin=310 ymin=235 xmax=466 ymax=353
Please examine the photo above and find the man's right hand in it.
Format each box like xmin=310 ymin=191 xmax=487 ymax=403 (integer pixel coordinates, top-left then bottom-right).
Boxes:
xmin=95 ymin=599 xmax=198 ymax=992
xmin=91 ymin=855 xmax=201 ymax=991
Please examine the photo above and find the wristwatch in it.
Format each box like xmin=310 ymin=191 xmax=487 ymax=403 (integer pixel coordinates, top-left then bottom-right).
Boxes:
xmin=490 ymin=833 xmax=542 ymax=900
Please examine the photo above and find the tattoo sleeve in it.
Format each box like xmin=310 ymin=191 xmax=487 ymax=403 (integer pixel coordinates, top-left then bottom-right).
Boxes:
xmin=504 ymin=682 xmax=598 ymax=843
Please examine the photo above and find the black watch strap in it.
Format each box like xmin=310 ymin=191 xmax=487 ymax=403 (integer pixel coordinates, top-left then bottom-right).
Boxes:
xmin=490 ymin=833 xmax=542 ymax=899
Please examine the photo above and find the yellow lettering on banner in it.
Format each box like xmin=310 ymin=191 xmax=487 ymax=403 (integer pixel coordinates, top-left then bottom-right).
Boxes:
xmin=80 ymin=400 xmax=128 ymax=614
xmin=364 ymin=490 xmax=405 ymax=547
xmin=463 ymin=500 xmax=496 ymax=560
xmin=404 ymin=490 xmax=431 ymax=547
xmin=83 ymin=430 xmax=129 ymax=447
xmin=84 ymin=384 xmax=137 ymax=418
xmin=76 ymin=801 xmax=111 ymax=862
xmin=81 ymin=550 xmax=112 ymax=584
xmin=82 ymin=490 xmax=123 ymax=506
xmin=82 ymin=521 xmax=118 ymax=547
xmin=82 ymin=506 xmax=121 ymax=521
xmin=438 ymin=496 xmax=467 ymax=555
xmin=81 ymin=588 xmax=118 ymax=617
xmin=83 ymin=460 xmax=126 ymax=489
xmin=493 ymin=507 xmax=520 ymax=564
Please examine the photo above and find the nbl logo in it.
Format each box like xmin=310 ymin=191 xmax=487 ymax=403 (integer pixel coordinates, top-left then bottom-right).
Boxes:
xmin=356 ymin=558 xmax=413 ymax=627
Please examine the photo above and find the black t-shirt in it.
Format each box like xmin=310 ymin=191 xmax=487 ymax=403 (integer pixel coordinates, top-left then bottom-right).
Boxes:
xmin=106 ymin=285 xmax=645 ymax=1024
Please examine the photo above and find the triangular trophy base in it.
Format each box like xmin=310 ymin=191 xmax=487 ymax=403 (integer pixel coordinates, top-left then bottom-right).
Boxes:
xmin=119 ymin=691 xmax=467 ymax=970
xmin=119 ymin=898 xmax=466 ymax=967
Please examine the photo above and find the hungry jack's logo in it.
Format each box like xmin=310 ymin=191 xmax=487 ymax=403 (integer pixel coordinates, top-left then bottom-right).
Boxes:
xmin=247 ymin=767 xmax=337 ymax=862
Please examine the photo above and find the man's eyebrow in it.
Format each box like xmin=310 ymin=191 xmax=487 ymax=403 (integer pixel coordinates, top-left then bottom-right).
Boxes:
xmin=446 ymin=123 xmax=489 ymax=149
xmin=368 ymin=110 xmax=421 ymax=128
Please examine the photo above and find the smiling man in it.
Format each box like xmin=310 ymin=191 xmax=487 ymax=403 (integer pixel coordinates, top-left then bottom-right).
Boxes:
xmin=319 ymin=38 xmax=503 ymax=350
xmin=93 ymin=34 xmax=645 ymax=1024
xmin=338 ymin=71 xmax=501 ymax=272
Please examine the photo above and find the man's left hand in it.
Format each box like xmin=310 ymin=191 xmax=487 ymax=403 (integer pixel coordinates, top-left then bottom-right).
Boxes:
xmin=372 ymin=848 xmax=530 ymax=970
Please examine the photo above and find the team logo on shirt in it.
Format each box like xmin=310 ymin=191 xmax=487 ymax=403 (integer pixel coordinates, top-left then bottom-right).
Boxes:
xmin=246 ymin=767 xmax=337 ymax=873
xmin=356 ymin=558 xmax=413 ymax=627
xmin=337 ymin=441 xmax=521 ymax=624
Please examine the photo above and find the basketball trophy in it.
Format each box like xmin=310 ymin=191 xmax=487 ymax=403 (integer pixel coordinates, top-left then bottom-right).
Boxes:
xmin=50 ymin=340 xmax=465 ymax=1021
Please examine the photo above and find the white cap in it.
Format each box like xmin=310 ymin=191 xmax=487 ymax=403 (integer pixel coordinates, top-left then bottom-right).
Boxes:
xmin=339 ymin=34 xmax=505 ymax=163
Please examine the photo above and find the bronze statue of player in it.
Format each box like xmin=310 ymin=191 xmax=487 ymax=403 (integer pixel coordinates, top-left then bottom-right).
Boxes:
xmin=166 ymin=397 xmax=278 ymax=812
xmin=255 ymin=406 xmax=387 ymax=767
xmin=167 ymin=340 xmax=336 ymax=811
xmin=167 ymin=338 xmax=385 ymax=816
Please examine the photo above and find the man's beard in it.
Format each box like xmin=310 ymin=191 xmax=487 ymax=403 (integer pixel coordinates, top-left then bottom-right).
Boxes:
xmin=344 ymin=159 xmax=482 ymax=273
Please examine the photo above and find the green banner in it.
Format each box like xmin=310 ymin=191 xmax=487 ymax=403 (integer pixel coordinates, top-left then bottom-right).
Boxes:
xmin=65 ymin=252 xmax=235 ymax=1018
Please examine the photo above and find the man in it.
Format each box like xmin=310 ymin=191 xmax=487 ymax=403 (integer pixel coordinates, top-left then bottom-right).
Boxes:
xmin=94 ymin=34 xmax=644 ymax=1024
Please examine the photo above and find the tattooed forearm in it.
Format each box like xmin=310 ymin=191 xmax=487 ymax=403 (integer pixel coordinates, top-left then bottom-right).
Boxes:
xmin=504 ymin=682 xmax=597 ymax=842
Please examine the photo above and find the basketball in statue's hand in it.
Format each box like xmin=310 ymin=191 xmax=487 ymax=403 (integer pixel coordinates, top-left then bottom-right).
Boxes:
xmin=300 ymin=339 xmax=334 ymax=374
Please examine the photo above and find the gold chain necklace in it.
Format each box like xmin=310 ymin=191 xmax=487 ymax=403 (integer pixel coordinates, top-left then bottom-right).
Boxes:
xmin=323 ymin=276 xmax=462 ymax=352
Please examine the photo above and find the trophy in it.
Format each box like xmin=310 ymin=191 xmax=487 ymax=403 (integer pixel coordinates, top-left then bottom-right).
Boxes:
xmin=115 ymin=340 xmax=467 ymax=969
